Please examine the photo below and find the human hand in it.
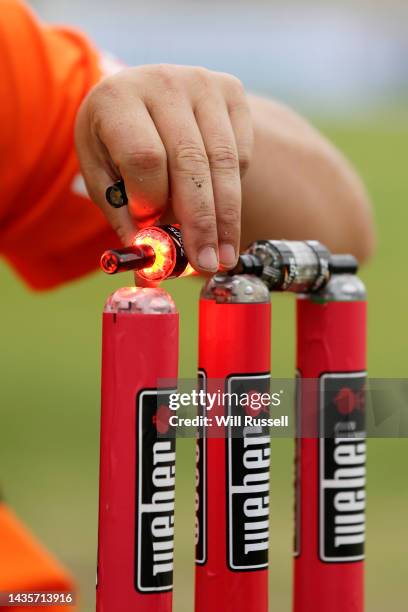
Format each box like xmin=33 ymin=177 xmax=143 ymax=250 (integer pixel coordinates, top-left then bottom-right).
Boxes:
xmin=75 ymin=64 xmax=253 ymax=273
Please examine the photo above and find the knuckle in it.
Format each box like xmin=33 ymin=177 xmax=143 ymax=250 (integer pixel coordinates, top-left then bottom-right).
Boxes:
xmin=218 ymin=204 xmax=240 ymax=228
xmin=86 ymin=77 xmax=125 ymax=133
xmin=150 ymin=63 xmax=177 ymax=87
xmin=189 ymin=209 xmax=217 ymax=236
xmin=92 ymin=75 xmax=121 ymax=103
xmin=174 ymin=141 xmax=209 ymax=173
xmin=208 ymin=143 xmax=239 ymax=171
xmin=193 ymin=66 xmax=211 ymax=82
xmin=223 ymin=73 xmax=245 ymax=95
xmin=120 ymin=147 xmax=166 ymax=173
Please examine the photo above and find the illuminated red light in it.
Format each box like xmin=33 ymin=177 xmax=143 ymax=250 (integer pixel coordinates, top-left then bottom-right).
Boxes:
xmin=100 ymin=225 xmax=196 ymax=281
xmin=134 ymin=227 xmax=177 ymax=282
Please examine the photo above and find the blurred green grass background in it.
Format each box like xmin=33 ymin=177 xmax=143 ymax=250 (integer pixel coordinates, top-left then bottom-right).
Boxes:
xmin=1 ymin=116 xmax=407 ymax=611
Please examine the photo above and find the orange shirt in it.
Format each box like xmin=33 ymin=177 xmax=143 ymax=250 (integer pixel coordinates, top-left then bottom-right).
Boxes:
xmin=0 ymin=0 xmax=119 ymax=290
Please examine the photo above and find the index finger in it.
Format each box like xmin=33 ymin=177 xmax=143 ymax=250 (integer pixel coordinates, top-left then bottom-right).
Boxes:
xmin=96 ymin=97 xmax=169 ymax=226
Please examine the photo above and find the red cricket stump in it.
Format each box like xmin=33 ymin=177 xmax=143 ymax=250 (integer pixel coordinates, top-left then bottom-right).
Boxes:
xmin=294 ymin=274 xmax=367 ymax=612
xmin=97 ymin=287 xmax=179 ymax=612
xmin=195 ymin=275 xmax=271 ymax=612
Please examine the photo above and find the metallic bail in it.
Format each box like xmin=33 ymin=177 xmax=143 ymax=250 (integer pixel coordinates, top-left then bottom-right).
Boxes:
xmin=104 ymin=286 xmax=177 ymax=314
xmin=201 ymin=273 xmax=270 ymax=304
xmin=308 ymin=274 xmax=367 ymax=303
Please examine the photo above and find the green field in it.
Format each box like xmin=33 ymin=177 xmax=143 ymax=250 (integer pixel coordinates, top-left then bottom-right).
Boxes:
xmin=1 ymin=116 xmax=407 ymax=611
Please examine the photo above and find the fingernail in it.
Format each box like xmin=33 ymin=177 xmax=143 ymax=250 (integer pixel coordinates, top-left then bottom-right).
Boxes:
xmin=197 ymin=246 xmax=218 ymax=272
xmin=219 ymin=243 xmax=237 ymax=268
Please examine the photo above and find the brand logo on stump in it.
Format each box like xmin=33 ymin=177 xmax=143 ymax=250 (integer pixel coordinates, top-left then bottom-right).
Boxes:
xmin=226 ymin=373 xmax=271 ymax=571
xmin=136 ymin=389 xmax=176 ymax=592
xmin=319 ymin=372 xmax=366 ymax=563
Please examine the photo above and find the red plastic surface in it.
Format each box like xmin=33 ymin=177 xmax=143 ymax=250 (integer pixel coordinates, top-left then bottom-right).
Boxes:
xmin=294 ymin=298 xmax=367 ymax=612
xmin=195 ymin=299 xmax=271 ymax=612
xmin=97 ymin=310 xmax=178 ymax=612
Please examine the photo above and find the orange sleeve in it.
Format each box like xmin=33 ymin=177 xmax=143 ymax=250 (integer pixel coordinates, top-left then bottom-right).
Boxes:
xmin=0 ymin=0 xmax=119 ymax=290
